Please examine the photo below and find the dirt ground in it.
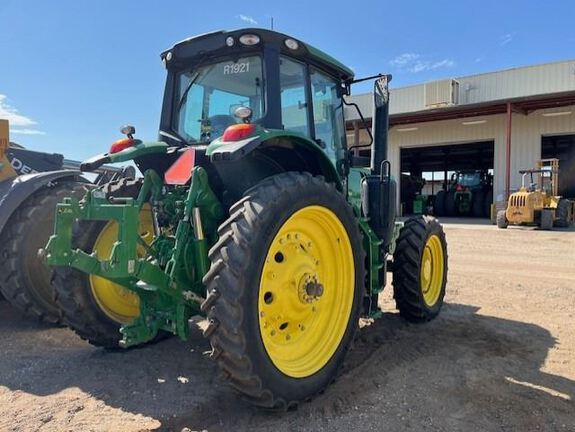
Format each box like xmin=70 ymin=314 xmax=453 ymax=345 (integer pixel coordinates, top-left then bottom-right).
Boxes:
xmin=1 ymin=219 xmax=574 ymax=432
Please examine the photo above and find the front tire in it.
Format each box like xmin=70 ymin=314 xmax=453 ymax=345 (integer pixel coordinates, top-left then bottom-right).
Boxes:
xmin=202 ymin=172 xmax=365 ymax=408
xmin=392 ymin=216 xmax=448 ymax=322
xmin=497 ymin=210 xmax=508 ymax=229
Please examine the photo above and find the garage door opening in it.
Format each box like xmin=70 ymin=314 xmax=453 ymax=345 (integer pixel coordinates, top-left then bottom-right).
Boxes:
xmin=400 ymin=140 xmax=494 ymax=217
xmin=542 ymin=134 xmax=575 ymax=199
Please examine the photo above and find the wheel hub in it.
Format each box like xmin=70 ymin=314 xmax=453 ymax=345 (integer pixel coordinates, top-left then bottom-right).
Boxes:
xmin=298 ymin=275 xmax=324 ymax=303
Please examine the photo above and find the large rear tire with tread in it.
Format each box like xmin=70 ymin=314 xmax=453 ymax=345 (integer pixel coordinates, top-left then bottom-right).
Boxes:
xmin=202 ymin=172 xmax=365 ymax=409
xmin=471 ymin=191 xmax=485 ymax=218
xmin=52 ymin=178 xmax=158 ymax=348
xmin=392 ymin=216 xmax=448 ymax=323
xmin=445 ymin=190 xmax=456 ymax=217
xmin=434 ymin=190 xmax=446 ymax=216
xmin=0 ymin=181 xmax=89 ymax=324
xmin=540 ymin=209 xmax=554 ymax=230
xmin=554 ymin=199 xmax=571 ymax=228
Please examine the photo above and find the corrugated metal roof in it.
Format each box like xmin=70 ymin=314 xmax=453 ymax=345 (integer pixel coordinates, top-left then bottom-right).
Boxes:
xmin=346 ymin=59 xmax=575 ymax=120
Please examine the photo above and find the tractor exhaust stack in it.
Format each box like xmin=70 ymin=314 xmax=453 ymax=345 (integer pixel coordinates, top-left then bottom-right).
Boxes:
xmin=370 ymin=74 xmax=391 ymax=175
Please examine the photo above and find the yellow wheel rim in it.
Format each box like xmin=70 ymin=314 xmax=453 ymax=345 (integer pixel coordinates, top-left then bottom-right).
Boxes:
xmin=89 ymin=206 xmax=155 ymax=324
xmin=420 ymin=234 xmax=445 ymax=307
xmin=258 ymin=205 xmax=355 ymax=378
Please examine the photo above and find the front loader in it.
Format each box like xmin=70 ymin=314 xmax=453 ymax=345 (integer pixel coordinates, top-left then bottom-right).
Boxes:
xmin=497 ymin=158 xmax=573 ymax=229
xmin=43 ymin=29 xmax=448 ymax=408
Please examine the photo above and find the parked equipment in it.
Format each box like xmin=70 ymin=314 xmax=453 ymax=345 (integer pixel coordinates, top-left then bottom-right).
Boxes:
xmin=497 ymin=158 xmax=573 ymax=229
xmin=434 ymin=169 xmax=492 ymax=217
xmin=42 ymin=29 xmax=448 ymax=408
xmin=0 ymin=119 xmax=123 ymax=323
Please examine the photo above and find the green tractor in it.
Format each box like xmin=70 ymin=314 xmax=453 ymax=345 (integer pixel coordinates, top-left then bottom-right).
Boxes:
xmin=434 ymin=169 xmax=492 ymax=218
xmin=42 ymin=29 xmax=448 ymax=408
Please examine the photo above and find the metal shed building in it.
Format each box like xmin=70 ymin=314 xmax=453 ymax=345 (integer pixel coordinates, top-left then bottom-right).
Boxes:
xmin=345 ymin=60 xmax=575 ymax=213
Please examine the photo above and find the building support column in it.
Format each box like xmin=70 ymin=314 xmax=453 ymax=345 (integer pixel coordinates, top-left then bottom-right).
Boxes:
xmin=505 ymin=102 xmax=513 ymax=198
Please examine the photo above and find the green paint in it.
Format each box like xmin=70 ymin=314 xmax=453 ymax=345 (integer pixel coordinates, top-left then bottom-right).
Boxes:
xmin=44 ymin=166 xmax=224 ymax=347
xmin=108 ymin=140 xmax=168 ymax=163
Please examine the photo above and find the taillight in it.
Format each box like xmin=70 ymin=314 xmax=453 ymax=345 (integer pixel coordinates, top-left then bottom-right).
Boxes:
xmin=164 ymin=147 xmax=196 ymax=185
xmin=109 ymin=138 xmax=135 ymax=154
xmin=222 ymin=124 xmax=256 ymax=142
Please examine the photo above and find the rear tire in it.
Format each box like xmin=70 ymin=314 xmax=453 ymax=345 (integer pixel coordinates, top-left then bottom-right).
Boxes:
xmin=540 ymin=209 xmax=553 ymax=230
xmin=392 ymin=216 xmax=448 ymax=323
xmin=554 ymin=199 xmax=571 ymax=228
xmin=202 ymin=172 xmax=365 ymax=409
xmin=0 ymin=181 xmax=89 ymax=324
xmin=53 ymin=179 xmax=159 ymax=348
xmin=471 ymin=191 xmax=485 ymax=218
xmin=496 ymin=210 xmax=508 ymax=229
xmin=445 ymin=190 xmax=456 ymax=217
xmin=434 ymin=190 xmax=446 ymax=216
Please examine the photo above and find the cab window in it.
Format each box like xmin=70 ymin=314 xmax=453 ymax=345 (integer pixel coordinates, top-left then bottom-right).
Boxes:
xmin=279 ymin=56 xmax=310 ymax=136
xmin=310 ymin=68 xmax=345 ymax=162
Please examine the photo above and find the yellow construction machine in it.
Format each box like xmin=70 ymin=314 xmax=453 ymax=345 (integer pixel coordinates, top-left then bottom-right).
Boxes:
xmin=497 ymin=158 xmax=573 ymax=230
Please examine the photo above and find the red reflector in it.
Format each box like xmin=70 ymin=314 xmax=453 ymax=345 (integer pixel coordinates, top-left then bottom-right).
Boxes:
xmin=110 ymin=138 xmax=135 ymax=154
xmin=222 ymin=124 xmax=256 ymax=142
xmin=164 ymin=148 xmax=195 ymax=185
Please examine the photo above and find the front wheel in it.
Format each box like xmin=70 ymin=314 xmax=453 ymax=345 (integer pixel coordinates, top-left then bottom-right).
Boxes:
xmin=392 ymin=216 xmax=448 ymax=322
xmin=202 ymin=172 xmax=365 ymax=409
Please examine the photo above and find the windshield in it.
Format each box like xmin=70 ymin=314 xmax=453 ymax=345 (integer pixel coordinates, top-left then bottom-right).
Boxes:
xmin=457 ymin=172 xmax=481 ymax=187
xmin=175 ymin=55 xmax=264 ymax=142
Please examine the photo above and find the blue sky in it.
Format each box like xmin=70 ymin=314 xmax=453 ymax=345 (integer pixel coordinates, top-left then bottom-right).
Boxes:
xmin=1 ymin=0 xmax=574 ymax=161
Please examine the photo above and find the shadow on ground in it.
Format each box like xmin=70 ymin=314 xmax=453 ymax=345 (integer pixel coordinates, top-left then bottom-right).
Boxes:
xmin=1 ymin=301 xmax=573 ymax=431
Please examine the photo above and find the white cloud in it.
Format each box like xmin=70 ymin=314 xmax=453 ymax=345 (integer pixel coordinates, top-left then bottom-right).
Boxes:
xmin=500 ymin=33 xmax=514 ymax=46
xmin=238 ymin=14 xmax=257 ymax=25
xmin=10 ymin=128 xmax=46 ymax=135
xmin=390 ymin=53 xmax=455 ymax=73
xmin=0 ymin=95 xmax=45 ymax=136
xmin=390 ymin=53 xmax=420 ymax=67
xmin=0 ymin=94 xmax=36 ymax=127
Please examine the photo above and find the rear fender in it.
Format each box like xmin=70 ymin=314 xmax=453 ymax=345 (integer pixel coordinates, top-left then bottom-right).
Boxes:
xmin=207 ymin=131 xmax=342 ymax=203
xmin=0 ymin=170 xmax=89 ymax=235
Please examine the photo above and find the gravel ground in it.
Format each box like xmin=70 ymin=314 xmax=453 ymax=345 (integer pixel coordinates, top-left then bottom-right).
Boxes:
xmin=0 ymin=219 xmax=574 ymax=432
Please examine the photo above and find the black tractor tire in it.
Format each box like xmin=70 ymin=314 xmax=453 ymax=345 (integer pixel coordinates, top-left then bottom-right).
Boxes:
xmin=484 ymin=189 xmax=493 ymax=218
xmin=554 ymin=199 xmax=572 ymax=228
xmin=202 ymin=172 xmax=365 ymax=409
xmin=434 ymin=190 xmax=446 ymax=217
xmin=392 ymin=216 xmax=448 ymax=322
xmin=471 ymin=191 xmax=485 ymax=218
xmin=52 ymin=178 xmax=160 ymax=348
xmin=540 ymin=209 xmax=554 ymax=230
xmin=445 ymin=190 xmax=457 ymax=217
xmin=496 ymin=210 xmax=508 ymax=229
xmin=0 ymin=181 xmax=89 ymax=324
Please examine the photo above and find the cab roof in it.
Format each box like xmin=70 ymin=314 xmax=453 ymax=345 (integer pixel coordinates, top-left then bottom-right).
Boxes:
xmin=161 ymin=28 xmax=354 ymax=82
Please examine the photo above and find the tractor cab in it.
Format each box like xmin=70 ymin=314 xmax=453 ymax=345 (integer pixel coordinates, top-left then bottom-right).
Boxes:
xmin=158 ymin=29 xmax=353 ymax=166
